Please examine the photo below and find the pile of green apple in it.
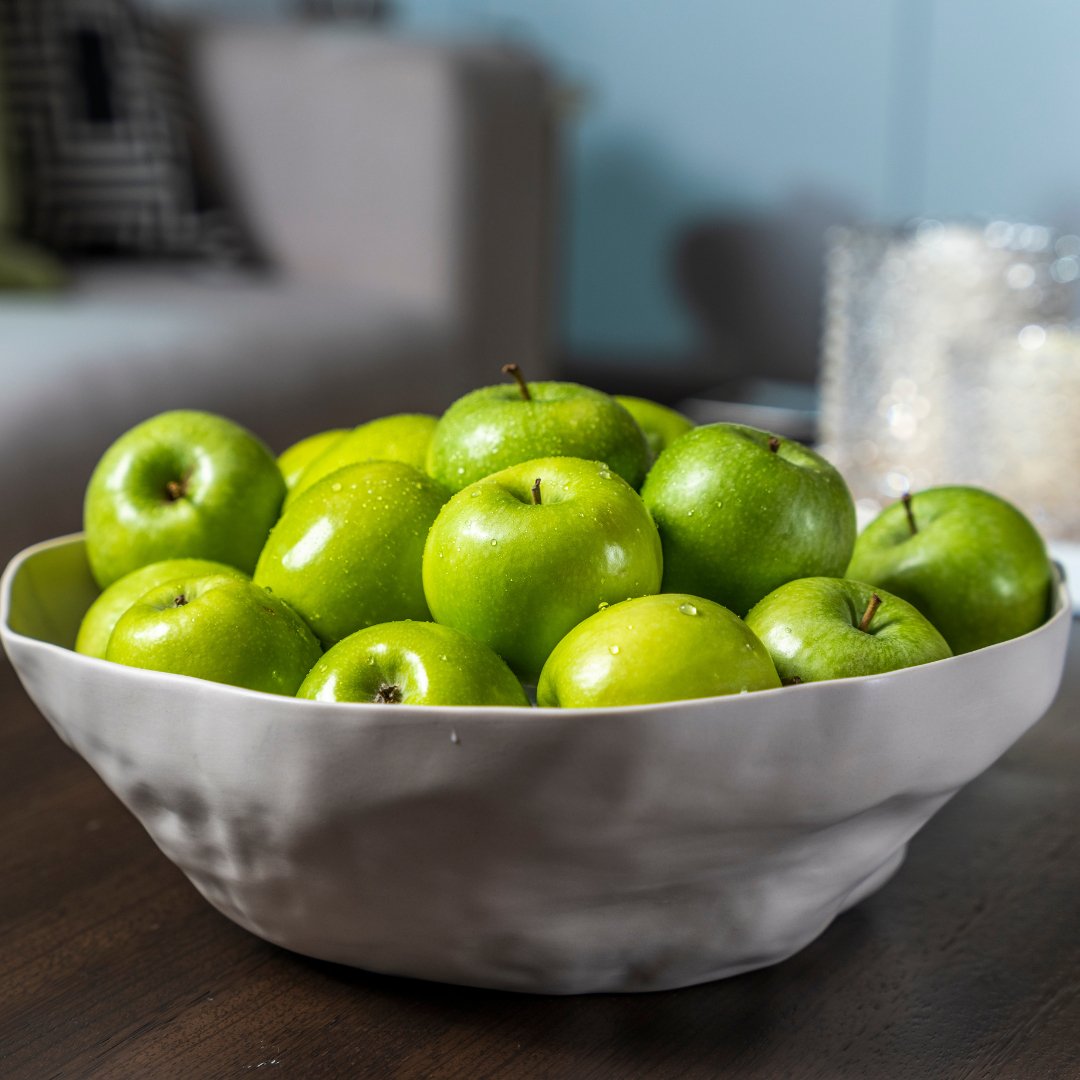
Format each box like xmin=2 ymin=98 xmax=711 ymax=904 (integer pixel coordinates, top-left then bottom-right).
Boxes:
xmin=76 ymin=367 xmax=1056 ymax=708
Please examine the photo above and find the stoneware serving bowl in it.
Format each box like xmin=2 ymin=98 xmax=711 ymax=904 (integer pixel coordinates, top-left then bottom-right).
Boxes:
xmin=2 ymin=535 xmax=1071 ymax=995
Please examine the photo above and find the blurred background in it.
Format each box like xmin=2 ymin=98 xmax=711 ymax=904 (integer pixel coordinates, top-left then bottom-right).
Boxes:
xmin=141 ymin=0 xmax=1080 ymax=386
xmin=1 ymin=0 xmax=1078 ymax=562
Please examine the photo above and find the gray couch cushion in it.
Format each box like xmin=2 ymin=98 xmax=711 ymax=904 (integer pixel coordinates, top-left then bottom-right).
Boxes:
xmin=0 ymin=264 xmax=473 ymax=560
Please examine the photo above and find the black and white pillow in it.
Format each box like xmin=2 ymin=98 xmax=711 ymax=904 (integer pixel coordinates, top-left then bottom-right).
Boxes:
xmin=1 ymin=0 xmax=245 ymax=259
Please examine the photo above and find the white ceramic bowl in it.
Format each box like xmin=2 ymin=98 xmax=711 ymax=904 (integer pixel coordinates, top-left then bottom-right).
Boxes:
xmin=2 ymin=535 xmax=1071 ymax=994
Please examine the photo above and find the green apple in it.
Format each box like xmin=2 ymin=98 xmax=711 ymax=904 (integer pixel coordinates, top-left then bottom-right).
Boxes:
xmin=641 ymin=423 xmax=856 ymax=615
xmin=106 ymin=574 xmax=321 ymax=695
xmin=278 ymin=429 xmax=347 ymax=491
xmin=287 ymin=413 xmax=438 ymax=505
xmin=297 ymin=620 xmax=529 ymax=706
xmin=745 ymin=577 xmax=952 ymax=684
xmin=75 ymin=557 xmax=248 ymax=659
xmin=537 ymin=592 xmax=780 ymax=707
xmin=426 ymin=366 xmax=651 ymax=493
xmin=422 ymin=456 xmax=663 ymax=683
xmin=615 ymin=395 xmax=693 ymax=459
xmin=846 ymin=487 xmax=1053 ymax=654
xmin=84 ymin=410 xmax=285 ymax=589
xmin=254 ymin=461 xmax=448 ymax=647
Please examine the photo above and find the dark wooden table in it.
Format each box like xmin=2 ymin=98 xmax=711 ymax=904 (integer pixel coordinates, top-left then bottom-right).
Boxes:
xmin=2 ymin=629 xmax=1078 ymax=1080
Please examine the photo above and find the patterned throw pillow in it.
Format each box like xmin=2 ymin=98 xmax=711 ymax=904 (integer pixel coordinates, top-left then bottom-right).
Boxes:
xmin=0 ymin=0 xmax=244 ymax=259
xmin=0 ymin=10 xmax=64 ymax=287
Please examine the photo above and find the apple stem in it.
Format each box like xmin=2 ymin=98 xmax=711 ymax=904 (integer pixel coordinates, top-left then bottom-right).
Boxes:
xmin=173 ymin=594 xmax=188 ymax=607
xmin=902 ymin=491 xmax=917 ymax=535
xmin=501 ymin=363 xmax=532 ymax=402
xmin=164 ymin=478 xmax=186 ymax=501
xmin=374 ymin=683 xmax=403 ymax=704
xmin=768 ymin=436 xmax=780 ymax=454
xmin=532 ymin=478 xmax=542 ymax=505
xmin=858 ymin=593 xmax=883 ymax=633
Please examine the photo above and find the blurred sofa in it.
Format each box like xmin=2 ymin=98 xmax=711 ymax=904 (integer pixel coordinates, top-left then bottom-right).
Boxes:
xmin=0 ymin=21 xmax=556 ymax=562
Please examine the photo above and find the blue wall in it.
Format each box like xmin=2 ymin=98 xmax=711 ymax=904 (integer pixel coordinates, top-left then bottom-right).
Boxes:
xmin=398 ymin=1 xmax=899 ymax=359
xmin=152 ymin=0 xmax=1080 ymax=365
xmin=395 ymin=0 xmax=1080 ymax=363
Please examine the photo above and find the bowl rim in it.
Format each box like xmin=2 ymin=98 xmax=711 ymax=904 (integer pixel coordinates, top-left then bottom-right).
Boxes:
xmin=2 ymin=532 xmax=1072 ymax=721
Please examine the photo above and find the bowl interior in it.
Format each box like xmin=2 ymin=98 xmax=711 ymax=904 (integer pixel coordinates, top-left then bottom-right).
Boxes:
xmin=2 ymin=535 xmax=98 ymax=648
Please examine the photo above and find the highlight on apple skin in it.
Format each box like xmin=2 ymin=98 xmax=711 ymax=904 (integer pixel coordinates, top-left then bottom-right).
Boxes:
xmin=537 ymin=592 xmax=781 ymax=708
xmin=298 ymin=620 xmax=529 ymax=707
xmin=105 ymin=574 xmax=322 ymax=696
xmin=422 ymin=455 xmax=664 ymax=685
xmin=745 ymin=577 xmax=952 ymax=685
xmin=847 ymin=486 xmax=1054 ymax=655
xmin=425 ymin=368 xmax=651 ymax=494
xmin=83 ymin=410 xmax=286 ymax=589
xmin=641 ymin=423 xmax=857 ymax=616
xmin=255 ymin=460 xmax=449 ymax=648
xmin=76 ymin=557 xmax=249 ymax=660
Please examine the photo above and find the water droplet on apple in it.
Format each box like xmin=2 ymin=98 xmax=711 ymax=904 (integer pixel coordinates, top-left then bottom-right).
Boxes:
xmin=598 ymin=601 xmax=609 ymax=610
xmin=687 ymin=509 xmax=695 ymax=516
xmin=470 ymin=490 xmax=481 ymax=497
xmin=330 ymin=482 xmax=342 ymax=492
xmin=678 ymin=602 xmax=699 ymax=616
xmin=457 ymin=467 xmax=465 ymax=476
xmin=598 ymin=469 xmax=612 ymax=479
xmin=439 ymin=654 xmax=448 ymax=661
xmin=608 ymin=644 xmax=620 ymax=654
xmin=490 ymin=539 xmax=498 ymax=546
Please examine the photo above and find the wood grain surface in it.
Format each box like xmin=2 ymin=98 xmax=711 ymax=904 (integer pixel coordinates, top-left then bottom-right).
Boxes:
xmin=2 ymin=630 xmax=1077 ymax=1080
